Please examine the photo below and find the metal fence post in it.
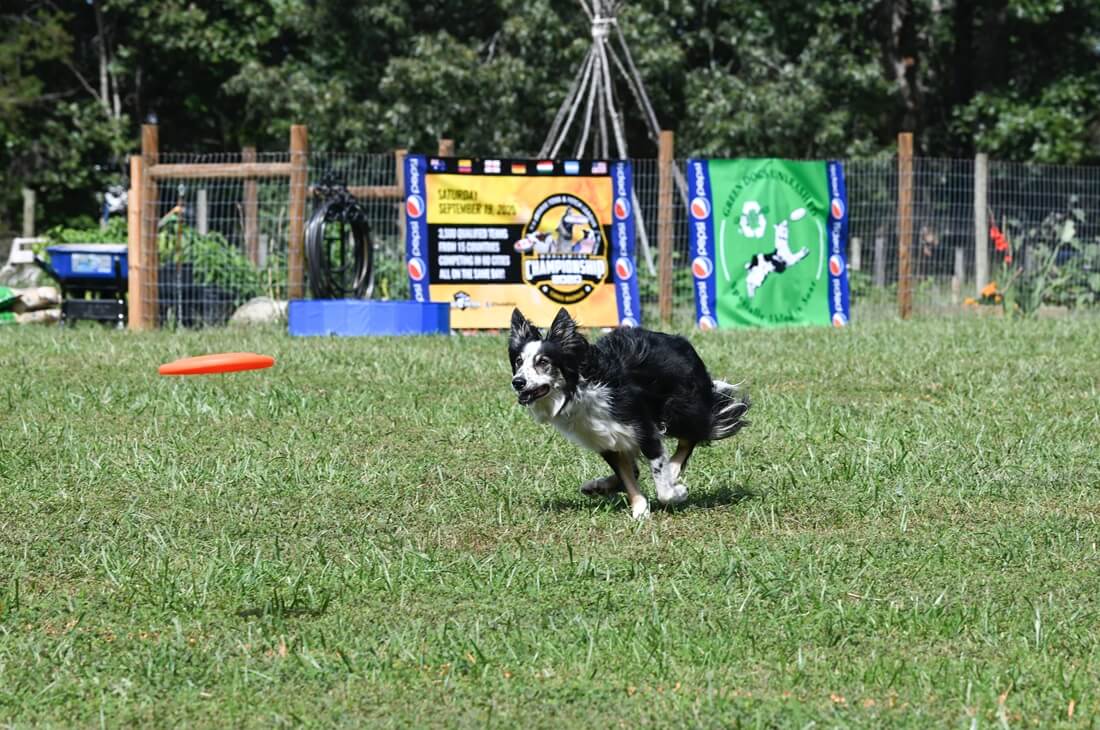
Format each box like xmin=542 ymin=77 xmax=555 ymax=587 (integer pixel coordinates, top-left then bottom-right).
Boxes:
xmin=974 ymin=153 xmax=989 ymax=294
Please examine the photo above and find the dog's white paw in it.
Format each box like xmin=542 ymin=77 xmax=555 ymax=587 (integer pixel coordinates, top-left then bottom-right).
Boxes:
xmin=630 ymin=496 xmax=650 ymax=520
xmin=658 ymin=482 xmax=688 ymax=506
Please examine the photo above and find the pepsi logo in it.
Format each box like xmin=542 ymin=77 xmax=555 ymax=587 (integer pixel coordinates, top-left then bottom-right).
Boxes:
xmin=829 ymin=255 xmax=845 ymax=276
xmin=692 ymin=256 xmax=713 ymax=279
xmin=830 ymin=198 xmax=845 ymax=219
xmin=614 ymin=197 xmax=631 ymax=220
xmin=698 ymin=315 xmax=717 ymax=331
xmin=620 ymin=317 xmax=638 ymax=328
xmin=406 ymin=195 xmax=425 ymax=219
xmin=832 ymin=312 xmax=848 ymax=327
xmin=690 ymin=197 xmax=711 ymax=220
xmin=407 ymin=257 xmax=426 ymax=281
xmin=615 ymin=257 xmax=634 ymax=280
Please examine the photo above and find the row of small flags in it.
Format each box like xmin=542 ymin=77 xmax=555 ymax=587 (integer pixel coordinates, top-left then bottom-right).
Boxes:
xmin=427 ymin=159 xmax=609 ymax=175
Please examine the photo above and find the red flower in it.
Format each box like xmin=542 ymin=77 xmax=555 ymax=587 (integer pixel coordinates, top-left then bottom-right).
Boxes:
xmin=990 ymin=224 xmax=1010 ymax=253
xmin=1004 ymin=254 xmax=1012 ymax=264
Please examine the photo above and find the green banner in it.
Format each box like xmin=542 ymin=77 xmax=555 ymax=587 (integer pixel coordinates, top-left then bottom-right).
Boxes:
xmin=687 ymin=158 xmax=851 ymax=329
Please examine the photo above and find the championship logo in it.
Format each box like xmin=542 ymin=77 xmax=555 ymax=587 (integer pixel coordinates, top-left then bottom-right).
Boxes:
xmin=515 ymin=194 xmax=608 ymax=305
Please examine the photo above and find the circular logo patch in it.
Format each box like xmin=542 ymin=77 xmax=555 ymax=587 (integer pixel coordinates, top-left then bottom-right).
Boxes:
xmin=692 ymin=256 xmax=713 ymax=279
xmin=690 ymin=197 xmax=711 ymax=220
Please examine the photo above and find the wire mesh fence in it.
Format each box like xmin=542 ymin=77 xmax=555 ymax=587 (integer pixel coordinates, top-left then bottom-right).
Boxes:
xmin=139 ymin=151 xmax=1100 ymax=329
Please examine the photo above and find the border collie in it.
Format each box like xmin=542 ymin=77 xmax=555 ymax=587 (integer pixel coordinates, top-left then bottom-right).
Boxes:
xmin=509 ymin=308 xmax=750 ymax=519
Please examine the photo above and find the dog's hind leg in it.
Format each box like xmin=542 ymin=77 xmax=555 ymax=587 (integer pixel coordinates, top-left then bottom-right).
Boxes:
xmin=667 ymin=439 xmax=696 ymax=487
xmin=602 ymin=451 xmax=649 ymax=520
xmin=641 ymin=436 xmax=688 ymax=507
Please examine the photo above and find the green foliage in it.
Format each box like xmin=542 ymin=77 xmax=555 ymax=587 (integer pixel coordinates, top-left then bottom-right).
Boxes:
xmin=156 ymin=214 xmax=266 ymax=300
xmin=4 ymin=0 xmax=1100 ymax=232
xmin=43 ymin=216 xmax=128 ymax=246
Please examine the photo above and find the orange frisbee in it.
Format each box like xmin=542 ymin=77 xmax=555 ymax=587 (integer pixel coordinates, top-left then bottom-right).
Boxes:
xmin=159 ymin=352 xmax=275 ymax=376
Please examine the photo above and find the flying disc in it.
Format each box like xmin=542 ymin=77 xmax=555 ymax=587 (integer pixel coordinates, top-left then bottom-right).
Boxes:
xmin=158 ymin=352 xmax=275 ymax=376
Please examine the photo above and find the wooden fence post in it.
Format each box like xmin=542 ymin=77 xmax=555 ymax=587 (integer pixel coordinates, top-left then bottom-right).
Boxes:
xmin=657 ymin=130 xmax=674 ymax=326
xmin=897 ymin=132 xmax=914 ymax=319
xmin=22 ymin=188 xmax=35 ymax=237
xmin=127 ymin=155 xmax=144 ymax=330
xmin=140 ymin=124 xmax=159 ymax=329
xmin=438 ymin=138 xmax=455 ymax=157
xmin=287 ymin=125 xmax=308 ymax=299
xmin=243 ymin=146 xmax=260 ymax=266
xmin=973 ymin=152 xmax=989 ymax=295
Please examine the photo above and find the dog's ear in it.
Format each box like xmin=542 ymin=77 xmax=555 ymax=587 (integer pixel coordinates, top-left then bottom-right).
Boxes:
xmin=547 ymin=307 xmax=588 ymax=357
xmin=510 ymin=308 xmax=540 ymax=349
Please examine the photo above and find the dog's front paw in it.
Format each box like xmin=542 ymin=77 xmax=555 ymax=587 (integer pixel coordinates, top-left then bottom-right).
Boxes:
xmin=658 ymin=482 xmax=688 ymax=506
xmin=630 ymin=496 xmax=650 ymax=520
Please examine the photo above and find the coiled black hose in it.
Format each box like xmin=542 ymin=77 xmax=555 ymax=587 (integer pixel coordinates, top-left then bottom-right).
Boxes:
xmin=305 ymin=176 xmax=374 ymax=299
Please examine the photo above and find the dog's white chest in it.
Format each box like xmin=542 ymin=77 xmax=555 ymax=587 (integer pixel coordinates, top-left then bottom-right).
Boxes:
xmin=532 ymin=384 xmax=637 ymax=454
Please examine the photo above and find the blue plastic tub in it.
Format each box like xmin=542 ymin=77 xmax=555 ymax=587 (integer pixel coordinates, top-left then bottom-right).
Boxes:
xmin=46 ymin=244 xmax=128 ymax=281
xmin=288 ymin=300 xmax=450 ymax=337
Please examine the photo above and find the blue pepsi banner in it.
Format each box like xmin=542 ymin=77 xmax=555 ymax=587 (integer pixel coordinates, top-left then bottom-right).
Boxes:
xmin=403 ymin=155 xmax=640 ymax=329
xmin=686 ymin=158 xmax=851 ymax=329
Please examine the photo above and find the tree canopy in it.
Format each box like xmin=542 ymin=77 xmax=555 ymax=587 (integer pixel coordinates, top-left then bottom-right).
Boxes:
xmin=3 ymin=0 xmax=1099 ymax=227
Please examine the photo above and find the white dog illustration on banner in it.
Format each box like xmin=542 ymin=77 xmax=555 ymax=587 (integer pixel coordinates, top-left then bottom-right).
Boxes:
xmin=744 ymin=207 xmax=811 ymax=299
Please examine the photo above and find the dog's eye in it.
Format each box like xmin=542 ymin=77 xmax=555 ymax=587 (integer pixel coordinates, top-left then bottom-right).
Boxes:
xmin=536 ymin=356 xmax=548 ymax=367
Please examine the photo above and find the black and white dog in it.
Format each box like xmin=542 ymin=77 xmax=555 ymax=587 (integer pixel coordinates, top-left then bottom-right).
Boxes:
xmin=509 ymin=308 xmax=750 ymax=519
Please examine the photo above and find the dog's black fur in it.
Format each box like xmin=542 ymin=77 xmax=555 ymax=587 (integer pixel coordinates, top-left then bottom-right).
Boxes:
xmin=509 ymin=307 xmax=750 ymax=518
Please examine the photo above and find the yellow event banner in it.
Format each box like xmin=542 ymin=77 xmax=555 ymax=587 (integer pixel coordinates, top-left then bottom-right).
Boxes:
xmin=403 ymin=156 xmax=641 ymax=329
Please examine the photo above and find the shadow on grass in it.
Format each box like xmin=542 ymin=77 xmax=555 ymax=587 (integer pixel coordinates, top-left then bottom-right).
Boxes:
xmin=542 ymin=483 xmax=757 ymax=514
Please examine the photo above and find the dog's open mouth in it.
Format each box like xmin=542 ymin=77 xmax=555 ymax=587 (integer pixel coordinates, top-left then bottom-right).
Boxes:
xmin=518 ymin=385 xmax=550 ymax=405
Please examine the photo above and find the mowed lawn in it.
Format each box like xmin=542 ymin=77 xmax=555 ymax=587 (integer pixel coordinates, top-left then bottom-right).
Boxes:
xmin=2 ymin=315 xmax=1099 ymax=728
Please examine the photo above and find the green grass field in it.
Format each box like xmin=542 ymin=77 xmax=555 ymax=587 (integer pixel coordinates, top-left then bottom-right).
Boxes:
xmin=2 ymin=316 xmax=1099 ymax=728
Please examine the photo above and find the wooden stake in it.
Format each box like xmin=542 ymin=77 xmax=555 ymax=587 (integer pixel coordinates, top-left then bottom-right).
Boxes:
xmin=287 ymin=125 xmax=308 ymax=299
xmin=897 ymin=132 xmax=914 ymax=319
xmin=243 ymin=146 xmax=260 ymax=266
xmin=657 ymin=130 xmax=674 ymax=325
xmin=140 ymin=124 xmax=159 ymax=329
xmin=127 ymin=155 xmax=144 ymax=330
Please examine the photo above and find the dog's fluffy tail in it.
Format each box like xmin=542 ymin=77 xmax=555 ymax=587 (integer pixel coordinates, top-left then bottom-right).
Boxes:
xmin=709 ymin=380 xmax=751 ymax=441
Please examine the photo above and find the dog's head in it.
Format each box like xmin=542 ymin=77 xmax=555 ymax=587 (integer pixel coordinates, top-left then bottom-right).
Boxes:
xmin=508 ymin=307 xmax=588 ymax=407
